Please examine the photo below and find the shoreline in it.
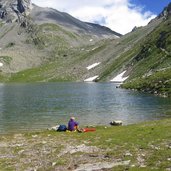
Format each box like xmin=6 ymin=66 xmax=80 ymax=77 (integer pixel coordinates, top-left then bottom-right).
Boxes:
xmin=0 ymin=118 xmax=170 ymax=170
xmin=0 ymin=116 xmax=169 ymax=135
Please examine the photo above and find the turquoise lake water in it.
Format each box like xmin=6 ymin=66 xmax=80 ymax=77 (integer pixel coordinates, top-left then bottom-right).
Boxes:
xmin=0 ymin=82 xmax=170 ymax=134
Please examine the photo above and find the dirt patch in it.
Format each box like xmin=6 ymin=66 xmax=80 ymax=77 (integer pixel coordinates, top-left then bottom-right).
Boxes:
xmin=75 ymin=160 xmax=130 ymax=171
xmin=58 ymin=144 xmax=99 ymax=157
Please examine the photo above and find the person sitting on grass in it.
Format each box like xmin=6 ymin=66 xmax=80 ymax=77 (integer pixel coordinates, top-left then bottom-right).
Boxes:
xmin=68 ymin=117 xmax=79 ymax=132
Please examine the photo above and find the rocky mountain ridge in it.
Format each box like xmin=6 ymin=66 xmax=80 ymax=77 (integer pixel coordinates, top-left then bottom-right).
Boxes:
xmin=30 ymin=4 xmax=121 ymax=37
xmin=0 ymin=0 xmax=31 ymax=24
xmin=158 ymin=2 xmax=171 ymax=19
xmin=0 ymin=0 xmax=120 ymax=37
xmin=0 ymin=0 xmax=120 ymax=74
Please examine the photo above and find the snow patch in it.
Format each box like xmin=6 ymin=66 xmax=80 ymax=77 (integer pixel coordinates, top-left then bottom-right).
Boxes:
xmin=84 ymin=76 xmax=99 ymax=82
xmin=115 ymin=35 xmax=120 ymax=39
xmin=110 ymin=71 xmax=129 ymax=83
xmin=92 ymin=47 xmax=97 ymax=51
xmin=86 ymin=62 xmax=101 ymax=70
xmin=0 ymin=62 xmax=3 ymax=67
xmin=89 ymin=39 xmax=93 ymax=42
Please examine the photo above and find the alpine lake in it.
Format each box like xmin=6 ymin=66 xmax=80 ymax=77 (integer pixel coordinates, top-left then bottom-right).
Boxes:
xmin=0 ymin=82 xmax=170 ymax=134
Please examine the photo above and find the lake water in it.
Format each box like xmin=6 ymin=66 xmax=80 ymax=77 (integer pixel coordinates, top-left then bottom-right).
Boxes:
xmin=0 ymin=82 xmax=170 ymax=134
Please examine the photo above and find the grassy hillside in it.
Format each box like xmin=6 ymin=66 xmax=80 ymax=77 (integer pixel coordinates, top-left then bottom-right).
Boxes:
xmin=1 ymin=17 xmax=161 ymax=83
xmin=123 ymin=68 xmax=171 ymax=97
xmin=0 ymin=20 xmax=107 ymax=81
xmin=121 ymin=15 xmax=171 ymax=97
xmin=0 ymin=118 xmax=171 ymax=170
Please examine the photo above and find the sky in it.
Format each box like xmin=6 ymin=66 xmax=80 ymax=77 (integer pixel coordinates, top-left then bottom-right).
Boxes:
xmin=31 ymin=0 xmax=171 ymax=35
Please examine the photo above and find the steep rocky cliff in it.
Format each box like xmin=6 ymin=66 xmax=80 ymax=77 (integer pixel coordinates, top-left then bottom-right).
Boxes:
xmin=158 ymin=2 xmax=171 ymax=19
xmin=0 ymin=0 xmax=31 ymax=24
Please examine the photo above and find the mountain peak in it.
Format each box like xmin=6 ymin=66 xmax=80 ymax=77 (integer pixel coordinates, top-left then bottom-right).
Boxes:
xmin=158 ymin=2 xmax=171 ymax=19
xmin=0 ymin=0 xmax=31 ymax=23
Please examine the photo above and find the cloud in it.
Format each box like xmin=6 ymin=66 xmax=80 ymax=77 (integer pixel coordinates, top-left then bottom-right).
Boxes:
xmin=31 ymin=0 xmax=156 ymax=34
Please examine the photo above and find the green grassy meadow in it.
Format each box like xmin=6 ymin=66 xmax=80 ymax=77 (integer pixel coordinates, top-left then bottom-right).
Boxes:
xmin=0 ymin=118 xmax=170 ymax=170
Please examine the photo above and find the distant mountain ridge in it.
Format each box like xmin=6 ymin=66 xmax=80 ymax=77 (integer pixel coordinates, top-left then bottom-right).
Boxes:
xmin=0 ymin=0 xmax=121 ymax=37
xmin=30 ymin=4 xmax=122 ymax=37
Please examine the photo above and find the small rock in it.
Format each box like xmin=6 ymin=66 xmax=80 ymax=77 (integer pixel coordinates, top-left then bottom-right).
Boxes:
xmin=154 ymin=147 xmax=160 ymax=150
xmin=18 ymin=150 xmax=25 ymax=155
xmin=32 ymin=135 xmax=38 ymax=138
xmin=89 ymin=154 xmax=98 ymax=157
xmin=52 ymin=162 xmax=56 ymax=166
xmin=140 ymin=164 xmax=147 ymax=168
xmin=0 ymin=62 xmax=2 ymax=67
xmin=166 ymin=168 xmax=171 ymax=171
xmin=167 ymin=144 xmax=171 ymax=149
xmin=124 ymin=152 xmax=133 ymax=157
xmin=104 ymin=155 xmax=110 ymax=158
xmin=110 ymin=120 xmax=122 ymax=126
xmin=141 ymin=153 xmax=145 ymax=157
xmin=42 ymin=141 xmax=47 ymax=144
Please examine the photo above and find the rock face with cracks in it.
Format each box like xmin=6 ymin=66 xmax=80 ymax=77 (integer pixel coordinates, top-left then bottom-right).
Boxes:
xmin=0 ymin=0 xmax=31 ymax=23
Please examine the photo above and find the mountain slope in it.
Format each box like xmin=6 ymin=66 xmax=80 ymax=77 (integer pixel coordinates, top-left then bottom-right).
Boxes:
xmin=30 ymin=5 xmax=121 ymax=37
xmin=121 ymin=18 xmax=171 ymax=97
xmin=0 ymin=1 xmax=171 ymax=97
xmin=7 ymin=16 xmax=162 ymax=83
xmin=0 ymin=0 xmax=120 ymax=78
xmin=119 ymin=3 xmax=171 ymax=97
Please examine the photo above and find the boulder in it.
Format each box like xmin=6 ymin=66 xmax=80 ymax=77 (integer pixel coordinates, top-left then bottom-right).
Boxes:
xmin=110 ymin=120 xmax=122 ymax=126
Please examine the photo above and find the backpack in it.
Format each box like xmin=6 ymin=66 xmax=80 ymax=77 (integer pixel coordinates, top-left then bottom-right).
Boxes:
xmin=57 ymin=125 xmax=67 ymax=132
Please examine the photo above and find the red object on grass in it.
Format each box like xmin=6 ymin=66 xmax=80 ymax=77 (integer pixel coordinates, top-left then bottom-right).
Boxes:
xmin=83 ymin=128 xmax=96 ymax=132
